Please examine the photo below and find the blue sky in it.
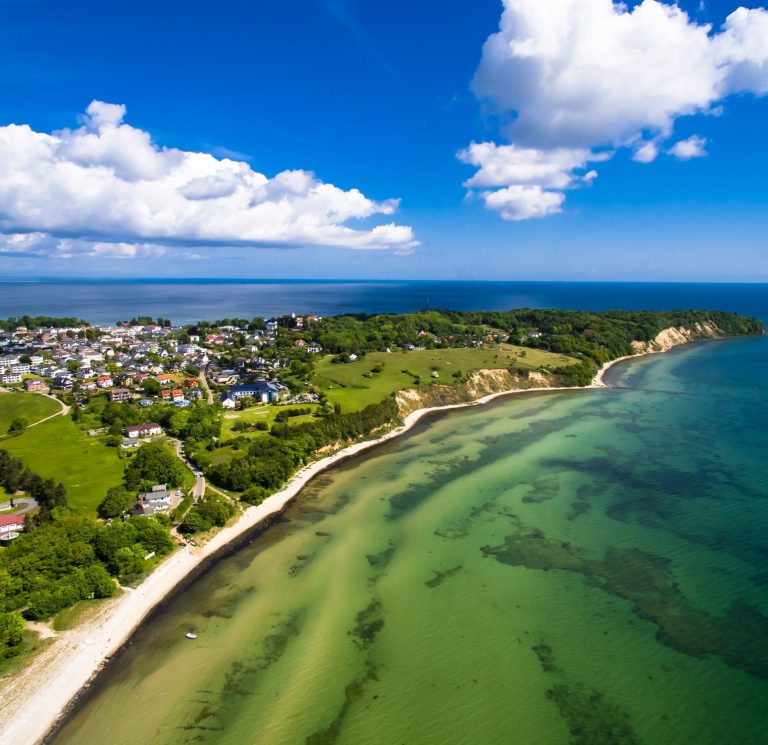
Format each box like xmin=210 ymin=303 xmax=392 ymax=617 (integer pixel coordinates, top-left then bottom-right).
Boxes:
xmin=0 ymin=0 xmax=766 ymax=281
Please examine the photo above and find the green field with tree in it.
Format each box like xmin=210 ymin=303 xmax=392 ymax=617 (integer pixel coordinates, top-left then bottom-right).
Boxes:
xmin=0 ymin=392 xmax=60 ymax=433
xmin=1 ymin=416 xmax=125 ymax=516
xmin=220 ymin=404 xmax=322 ymax=440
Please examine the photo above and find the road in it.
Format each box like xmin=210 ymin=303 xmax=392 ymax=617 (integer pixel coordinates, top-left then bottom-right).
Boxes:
xmin=0 ymin=496 xmax=38 ymax=514
xmin=170 ymin=437 xmax=206 ymax=500
xmin=28 ymin=391 xmax=70 ymax=426
xmin=198 ymin=365 xmax=214 ymax=405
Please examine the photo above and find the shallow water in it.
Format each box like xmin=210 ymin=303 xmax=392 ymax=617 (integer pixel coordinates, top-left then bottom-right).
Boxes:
xmin=50 ymin=337 xmax=768 ymax=745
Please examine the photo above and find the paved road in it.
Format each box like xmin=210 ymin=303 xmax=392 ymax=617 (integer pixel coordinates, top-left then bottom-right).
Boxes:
xmin=170 ymin=437 xmax=206 ymax=500
xmin=199 ymin=365 xmax=214 ymax=405
xmin=0 ymin=497 xmax=38 ymax=514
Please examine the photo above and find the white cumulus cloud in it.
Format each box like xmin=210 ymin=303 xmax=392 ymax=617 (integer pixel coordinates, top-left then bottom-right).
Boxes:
xmin=668 ymin=135 xmax=709 ymax=159
xmin=462 ymin=0 xmax=768 ymax=220
xmin=483 ymin=185 xmax=566 ymax=221
xmin=0 ymin=101 xmax=417 ymax=257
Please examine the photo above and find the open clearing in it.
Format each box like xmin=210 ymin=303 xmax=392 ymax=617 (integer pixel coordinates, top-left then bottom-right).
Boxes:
xmin=0 ymin=391 xmax=60 ymax=433
xmin=312 ymin=344 xmax=578 ymax=411
xmin=1 ymin=415 xmax=126 ymax=516
xmin=220 ymin=404 xmax=321 ymax=441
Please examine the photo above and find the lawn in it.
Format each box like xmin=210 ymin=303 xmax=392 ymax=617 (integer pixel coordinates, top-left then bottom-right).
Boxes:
xmin=312 ymin=344 xmax=579 ymax=411
xmin=0 ymin=391 xmax=60 ymax=433
xmin=1 ymin=415 xmax=126 ymax=516
xmin=220 ymin=404 xmax=321 ymax=441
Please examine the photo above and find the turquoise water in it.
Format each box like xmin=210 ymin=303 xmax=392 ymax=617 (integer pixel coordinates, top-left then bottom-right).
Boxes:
xmin=50 ymin=337 xmax=768 ymax=744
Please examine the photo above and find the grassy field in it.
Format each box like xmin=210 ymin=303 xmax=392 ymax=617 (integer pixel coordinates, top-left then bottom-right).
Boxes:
xmin=0 ymin=632 xmax=53 ymax=679
xmin=220 ymin=404 xmax=321 ymax=441
xmin=0 ymin=391 xmax=60 ymax=432
xmin=1 ymin=415 xmax=126 ymax=516
xmin=52 ymin=599 xmax=108 ymax=632
xmin=312 ymin=344 xmax=578 ymax=411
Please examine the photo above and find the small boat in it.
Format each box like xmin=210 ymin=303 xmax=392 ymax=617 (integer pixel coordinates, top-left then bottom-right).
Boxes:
xmin=185 ymin=632 xmax=197 ymax=639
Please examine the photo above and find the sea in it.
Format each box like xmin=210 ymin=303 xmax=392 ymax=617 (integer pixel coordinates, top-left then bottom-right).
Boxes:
xmin=47 ymin=335 xmax=768 ymax=745
xmin=23 ymin=280 xmax=768 ymax=745
xmin=0 ymin=278 xmax=766 ymax=326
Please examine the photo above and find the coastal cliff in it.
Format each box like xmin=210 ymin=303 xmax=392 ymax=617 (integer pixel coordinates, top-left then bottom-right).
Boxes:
xmin=396 ymin=322 xmax=735 ymax=417
xmin=630 ymin=322 xmax=725 ymax=354
xmin=395 ymin=369 xmax=557 ymax=417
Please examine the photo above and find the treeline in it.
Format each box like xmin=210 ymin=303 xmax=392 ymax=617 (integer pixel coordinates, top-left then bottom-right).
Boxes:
xmin=97 ymin=400 xmax=221 ymax=444
xmin=309 ymin=311 xmax=483 ymax=356
xmin=442 ymin=308 xmax=764 ymax=364
xmin=123 ymin=442 xmax=187 ymax=491
xmin=0 ymin=315 xmax=89 ymax=331
xmin=0 ymin=513 xmax=173 ymax=623
xmin=204 ymin=398 xmax=399 ymax=493
xmin=0 ymin=450 xmax=67 ymax=520
xmin=179 ymin=494 xmax=235 ymax=534
xmin=119 ymin=316 xmax=172 ymax=327
xmin=267 ymin=308 xmax=763 ymax=361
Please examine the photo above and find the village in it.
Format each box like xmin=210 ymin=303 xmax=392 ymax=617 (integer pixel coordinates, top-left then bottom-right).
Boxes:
xmin=0 ymin=313 xmax=332 ymax=538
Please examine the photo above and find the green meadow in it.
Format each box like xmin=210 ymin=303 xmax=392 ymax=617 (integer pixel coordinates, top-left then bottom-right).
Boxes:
xmin=220 ymin=404 xmax=321 ymax=441
xmin=312 ymin=344 xmax=578 ymax=411
xmin=1 ymin=414 xmax=125 ymax=516
xmin=0 ymin=391 xmax=59 ymax=432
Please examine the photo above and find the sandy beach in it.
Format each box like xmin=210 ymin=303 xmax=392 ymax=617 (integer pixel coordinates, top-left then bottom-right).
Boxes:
xmin=0 ymin=339 xmax=695 ymax=745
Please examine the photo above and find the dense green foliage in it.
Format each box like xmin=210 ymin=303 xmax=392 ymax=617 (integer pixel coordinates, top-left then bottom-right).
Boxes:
xmin=124 ymin=442 xmax=187 ymax=491
xmin=305 ymin=308 xmax=760 ymax=362
xmin=205 ymin=398 xmax=399 ymax=492
xmin=97 ymin=485 xmax=135 ymax=519
xmin=0 ymin=449 xmax=67 ymax=519
xmin=310 ymin=310 xmax=484 ymax=356
xmin=0 ymin=513 xmax=174 ymax=645
xmin=97 ymin=400 xmax=220 ymax=444
xmin=0 ymin=316 xmax=89 ymax=331
xmin=0 ymin=611 xmax=24 ymax=660
xmin=179 ymin=494 xmax=235 ymax=534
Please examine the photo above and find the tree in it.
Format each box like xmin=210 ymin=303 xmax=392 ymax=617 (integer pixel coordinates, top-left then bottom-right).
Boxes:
xmin=7 ymin=417 xmax=27 ymax=434
xmin=241 ymin=485 xmax=268 ymax=505
xmin=124 ymin=442 xmax=186 ymax=490
xmin=0 ymin=611 xmax=24 ymax=655
xmin=98 ymin=486 xmax=135 ymax=519
xmin=112 ymin=546 xmax=144 ymax=576
xmin=142 ymin=378 xmax=161 ymax=396
xmin=130 ymin=516 xmax=174 ymax=554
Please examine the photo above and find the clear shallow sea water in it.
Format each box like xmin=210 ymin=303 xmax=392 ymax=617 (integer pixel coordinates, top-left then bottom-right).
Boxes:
xmin=0 ymin=279 xmax=766 ymax=325
xmin=49 ymin=336 xmax=768 ymax=745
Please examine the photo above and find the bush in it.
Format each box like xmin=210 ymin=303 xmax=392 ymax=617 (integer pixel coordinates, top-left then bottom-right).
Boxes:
xmin=7 ymin=417 xmax=27 ymax=434
xmin=241 ymin=485 xmax=269 ymax=505
xmin=179 ymin=494 xmax=235 ymax=535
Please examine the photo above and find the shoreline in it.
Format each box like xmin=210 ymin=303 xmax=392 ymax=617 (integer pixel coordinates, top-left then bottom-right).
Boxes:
xmin=0 ymin=337 xmax=712 ymax=745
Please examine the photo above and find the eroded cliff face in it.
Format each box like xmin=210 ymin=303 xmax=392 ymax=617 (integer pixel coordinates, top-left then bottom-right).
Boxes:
xmin=394 ymin=323 xmax=729 ymax=418
xmin=630 ymin=322 xmax=723 ymax=355
xmin=395 ymin=369 xmax=555 ymax=418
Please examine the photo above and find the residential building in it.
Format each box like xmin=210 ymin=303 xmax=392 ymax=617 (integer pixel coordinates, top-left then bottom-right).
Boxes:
xmin=0 ymin=514 xmax=25 ymax=538
xmin=122 ymin=422 xmax=163 ymax=438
